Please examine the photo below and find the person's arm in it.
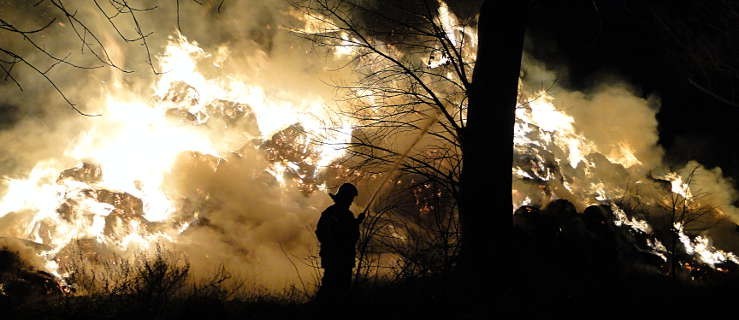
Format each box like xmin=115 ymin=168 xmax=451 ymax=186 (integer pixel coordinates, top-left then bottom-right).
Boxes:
xmin=356 ymin=211 xmax=366 ymax=223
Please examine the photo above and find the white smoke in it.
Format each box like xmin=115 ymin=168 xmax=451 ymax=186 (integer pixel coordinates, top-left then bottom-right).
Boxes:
xmin=518 ymin=54 xmax=739 ymax=257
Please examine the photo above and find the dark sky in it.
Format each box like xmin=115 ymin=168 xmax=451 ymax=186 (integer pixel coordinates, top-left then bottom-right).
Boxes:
xmin=523 ymin=0 xmax=739 ymax=180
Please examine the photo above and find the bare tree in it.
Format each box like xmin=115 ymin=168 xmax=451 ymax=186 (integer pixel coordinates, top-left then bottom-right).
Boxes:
xmin=351 ymin=178 xmax=460 ymax=285
xmin=646 ymin=0 xmax=739 ymax=108
xmin=656 ymin=167 xmax=722 ymax=278
xmin=295 ymin=0 xmax=529 ymax=297
xmin=0 ymin=0 xmax=215 ymax=115
xmin=293 ymin=0 xmax=470 ymax=274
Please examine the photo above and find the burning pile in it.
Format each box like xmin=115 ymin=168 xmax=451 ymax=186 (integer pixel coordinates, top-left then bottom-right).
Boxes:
xmin=0 ymin=1 xmax=737 ymax=298
xmin=0 ymin=33 xmax=354 ymax=285
xmin=512 ymin=84 xmax=739 ymax=277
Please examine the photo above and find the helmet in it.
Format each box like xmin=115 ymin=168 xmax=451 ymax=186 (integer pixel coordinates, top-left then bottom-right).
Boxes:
xmin=330 ymin=183 xmax=358 ymax=202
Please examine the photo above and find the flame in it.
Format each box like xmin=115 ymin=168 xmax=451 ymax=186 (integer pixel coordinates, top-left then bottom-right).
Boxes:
xmin=516 ymin=92 xmax=597 ymax=169
xmin=610 ymin=203 xmax=652 ymax=234
xmin=288 ymin=10 xmax=358 ymax=58
xmin=0 ymin=33 xmax=353 ymax=278
xmin=514 ymin=88 xmax=738 ymax=269
xmin=675 ymin=222 xmax=739 ymax=267
xmin=431 ymin=0 xmax=478 ymax=69
xmin=68 ymin=97 xmax=220 ymax=222
xmin=608 ymin=143 xmax=642 ymax=168
xmin=289 ymin=1 xmax=739 ymax=276
xmin=664 ymin=172 xmax=693 ymax=200
xmin=0 ymin=1 xmax=735 ymax=285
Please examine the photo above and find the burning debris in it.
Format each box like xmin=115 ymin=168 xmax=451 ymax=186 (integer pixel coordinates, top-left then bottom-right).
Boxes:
xmin=162 ymin=81 xmax=262 ymax=138
xmin=0 ymin=249 xmax=63 ymax=299
xmin=0 ymin=33 xmax=354 ymax=290
xmin=260 ymin=124 xmax=323 ymax=193
xmin=512 ymin=86 xmax=739 ymax=277
xmin=0 ymin=1 xmax=736 ymax=305
xmin=513 ymin=199 xmax=738 ymax=283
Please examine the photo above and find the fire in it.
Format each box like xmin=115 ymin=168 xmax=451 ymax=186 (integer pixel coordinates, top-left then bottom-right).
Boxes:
xmin=433 ymin=0 xmax=478 ymax=68
xmin=514 ymin=87 xmax=739 ymax=271
xmin=664 ymin=172 xmax=693 ymax=200
xmin=610 ymin=203 xmax=651 ymax=234
xmin=516 ymin=91 xmax=644 ymax=171
xmin=0 ymin=33 xmax=354 ymax=279
xmin=0 ymin=1 xmax=734 ymax=288
xmin=516 ymin=92 xmax=596 ymax=169
xmin=675 ymin=222 xmax=739 ymax=267
xmin=68 ymin=96 xmax=220 ymax=222
xmin=156 ymin=34 xmax=346 ymax=141
xmin=288 ymin=10 xmax=358 ymax=58
xmin=609 ymin=143 xmax=643 ymax=168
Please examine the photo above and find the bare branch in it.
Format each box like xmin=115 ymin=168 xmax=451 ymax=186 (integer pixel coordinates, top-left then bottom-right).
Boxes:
xmin=0 ymin=47 xmax=100 ymax=116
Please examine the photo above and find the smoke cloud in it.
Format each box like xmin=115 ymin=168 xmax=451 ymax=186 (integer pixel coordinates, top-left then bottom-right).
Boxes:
xmin=1 ymin=0 xmax=738 ymax=291
xmin=519 ymin=54 xmax=739 ymax=254
xmin=0 ymin=0 xmax=362 ymax=290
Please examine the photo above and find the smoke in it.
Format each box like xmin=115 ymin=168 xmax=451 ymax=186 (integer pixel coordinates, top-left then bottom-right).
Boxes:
xmin=0 ymin=0 xmax=365 ymax=290
xmin=558 ymin=85 xmax=663 ymax=172
xmin=2 ymin=0 xmax=738 ymax=290
xmin=161 ymin=149 xmax=330 ymax=288
xmin=518 ymin=54 xmax=739 ymax=254
xmin=676 ymin=161 xmax=739 ymax=224
xmin=522 ymin=55 xmax=664 ymax=171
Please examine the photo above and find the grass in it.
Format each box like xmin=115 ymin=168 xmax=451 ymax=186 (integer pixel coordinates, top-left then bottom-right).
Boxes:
xmin=3 ymin=236 xmax=739 ymax=320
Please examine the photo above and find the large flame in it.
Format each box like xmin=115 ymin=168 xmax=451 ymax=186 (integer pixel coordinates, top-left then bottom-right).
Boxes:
xmin=293 ymin=1 xmax=739 ymax=272
xmin=0 ymin=1 xmax=735 ymax=286
xmin=0 ymin=33 xmax=353 ymax=278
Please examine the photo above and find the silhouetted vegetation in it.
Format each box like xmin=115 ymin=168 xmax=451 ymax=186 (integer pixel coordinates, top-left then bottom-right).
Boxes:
xmin=2 ymin=1 xmax=739 ymax=318
xmin=2 ymin=216 xmax=739 ymax=320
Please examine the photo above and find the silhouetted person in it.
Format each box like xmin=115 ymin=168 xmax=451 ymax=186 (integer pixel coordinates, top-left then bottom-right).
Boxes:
xmin=314 ymin=183 xmax=365 ymax=303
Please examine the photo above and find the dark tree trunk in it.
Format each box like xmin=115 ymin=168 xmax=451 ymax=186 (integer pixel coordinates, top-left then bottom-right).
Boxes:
xmin=458 ymin=0 xmax=528 ymax=296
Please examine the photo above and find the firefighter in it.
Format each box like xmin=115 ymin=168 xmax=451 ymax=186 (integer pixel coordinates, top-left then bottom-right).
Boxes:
xmin=314 ymin=183 xmax=365 ymax=303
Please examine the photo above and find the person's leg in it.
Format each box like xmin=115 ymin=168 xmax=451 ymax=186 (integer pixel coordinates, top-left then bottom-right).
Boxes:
xmin=316 ymin=266 xmax=338 ymax=303
xmin=337 ymin=267 xmax=353 ymax=302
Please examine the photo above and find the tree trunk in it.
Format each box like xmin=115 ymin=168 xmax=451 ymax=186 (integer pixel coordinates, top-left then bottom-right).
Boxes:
xmin=458 ymin=0 xmax=528 ymax=296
